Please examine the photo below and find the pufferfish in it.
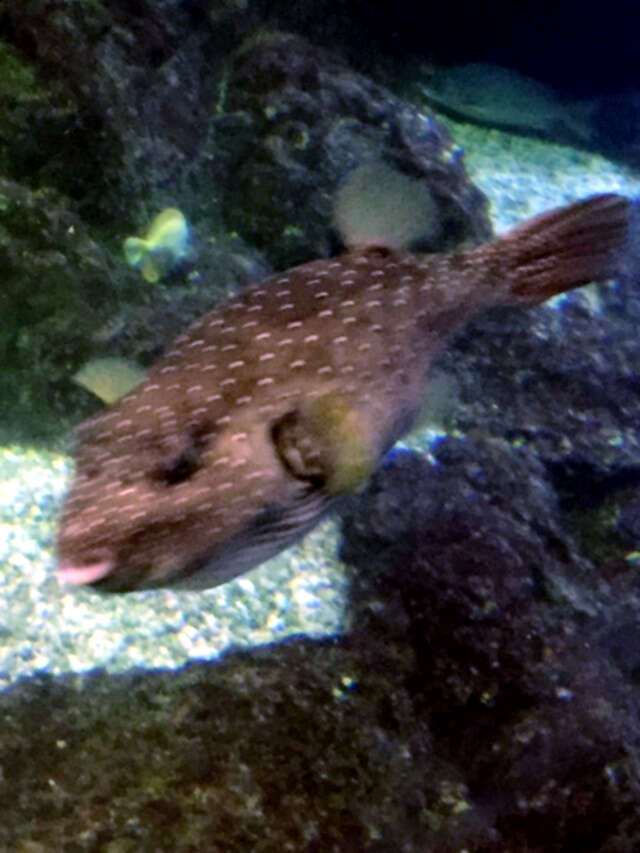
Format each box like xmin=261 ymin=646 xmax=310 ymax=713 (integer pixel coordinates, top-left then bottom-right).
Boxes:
xmin=57 ymin=164 xmax=634 ymax=592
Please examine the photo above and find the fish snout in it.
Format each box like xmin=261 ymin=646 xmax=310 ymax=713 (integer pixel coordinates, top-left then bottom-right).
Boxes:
xmin=57 ymin=533 xmax=116 ymax=587
xmin=57 ymin=560 xmax=114 ymax=586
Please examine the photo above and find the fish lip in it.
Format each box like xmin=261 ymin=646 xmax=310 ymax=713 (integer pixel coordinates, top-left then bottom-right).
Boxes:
xmin=57 ymin=561 xmax=113 ymax=586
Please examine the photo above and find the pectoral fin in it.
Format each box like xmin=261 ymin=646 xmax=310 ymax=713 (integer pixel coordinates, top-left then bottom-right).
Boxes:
xmin=272 ymin=393 xmax=378 ymax=495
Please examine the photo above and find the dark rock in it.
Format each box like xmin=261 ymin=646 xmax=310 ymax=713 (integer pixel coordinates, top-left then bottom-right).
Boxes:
xmin=1 ymin=0 xmax=229 ymax=225
xmin=0 ymin=647 xmax=472 ymax=852
xmin=426 ymin=271 xmax=640 ymax=585
xmin=1 ymin=7 xmax=490 ymax=250
xmin=0 ymin=176 xmax=129 ymax=441
xmin=209 ymin=31 xmax=490 ymax=267
xmin=0 ymin=171 xmax=269 ymax=442
xmin=339 ymin=444 xmax=640 ymax=851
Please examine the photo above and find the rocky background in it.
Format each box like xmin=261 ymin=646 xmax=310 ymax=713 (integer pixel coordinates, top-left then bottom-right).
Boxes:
xmin=1 ymin=1 xmax=640 ymax=850
xmin=0 ymin=1 xmax=492 ymax=442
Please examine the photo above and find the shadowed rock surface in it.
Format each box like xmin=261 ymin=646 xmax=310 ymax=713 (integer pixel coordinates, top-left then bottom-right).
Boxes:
xmin=340 ymin=444 xmax=640 ymax=851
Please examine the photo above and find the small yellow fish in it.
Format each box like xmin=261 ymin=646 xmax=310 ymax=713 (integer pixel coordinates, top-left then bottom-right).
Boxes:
xmin=73 ymin=357 xmax=146 ymax=404
xmin=123 ymin=208 xmax=190 ymax=283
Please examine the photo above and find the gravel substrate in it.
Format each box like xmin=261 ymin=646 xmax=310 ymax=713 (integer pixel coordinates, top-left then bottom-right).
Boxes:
xmin=0 ymin=447 xmax=347 ymax=685
xmin=2 ymin=122 xmax=640 ymax=685
xmin=446 ymin=119 xmax=640 ymax=232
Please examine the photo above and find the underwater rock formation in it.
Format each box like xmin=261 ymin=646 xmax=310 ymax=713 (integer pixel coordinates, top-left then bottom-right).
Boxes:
xmin=340 ymin=443 xmax=640 ymax=850
xmin=210 ymin=31 xmax=490 ymax=267
xmin=0 ymin=177 xmax=129 ymax=441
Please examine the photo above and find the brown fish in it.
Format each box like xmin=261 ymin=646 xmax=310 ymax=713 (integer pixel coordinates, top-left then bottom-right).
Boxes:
xmin=57 ymin=184 xmax=632 ymax=592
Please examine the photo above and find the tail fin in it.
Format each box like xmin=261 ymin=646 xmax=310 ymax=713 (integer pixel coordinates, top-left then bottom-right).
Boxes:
xmin=497 ymin=194 xmax=631 ymax=305
xmin=123 ymin=236 xmax=147 ymax=268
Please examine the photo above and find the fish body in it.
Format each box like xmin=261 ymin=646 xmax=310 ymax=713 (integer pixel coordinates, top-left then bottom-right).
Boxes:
xmin=58 ymin=191 xmax=632 ymax=592
xmin=421 ymin=63 xmax=594 ymax=146
xmin=123 ymin=208 xmax=190 ymax=283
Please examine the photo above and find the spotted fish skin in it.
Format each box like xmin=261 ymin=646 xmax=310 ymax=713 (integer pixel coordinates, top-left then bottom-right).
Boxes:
xmin=57 ymin=193 xmax=631 ymax=591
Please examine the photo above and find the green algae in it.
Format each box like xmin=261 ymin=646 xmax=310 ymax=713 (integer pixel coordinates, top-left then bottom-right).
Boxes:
xmin=564 ymin=500 xmax=629 ymax=575
xmin=0 ymin=42 xmax=38 ymax=101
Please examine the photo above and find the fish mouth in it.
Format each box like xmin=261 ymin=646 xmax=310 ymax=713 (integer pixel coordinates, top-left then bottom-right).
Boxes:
xmin=57 ymin=559 xmax=154 ymax=593
xmin=57 ymin=561 xmax=114 ymax=586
